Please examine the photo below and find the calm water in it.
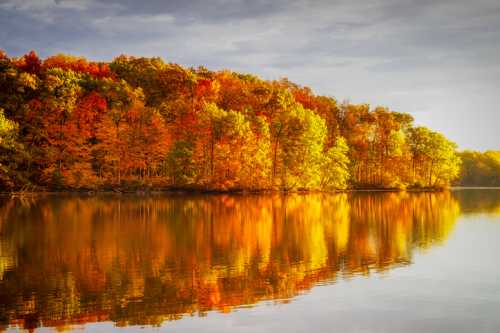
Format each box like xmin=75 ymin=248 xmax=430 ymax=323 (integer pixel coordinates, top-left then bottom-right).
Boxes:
xmin=0 ymin=190 xmax=499 ymax=332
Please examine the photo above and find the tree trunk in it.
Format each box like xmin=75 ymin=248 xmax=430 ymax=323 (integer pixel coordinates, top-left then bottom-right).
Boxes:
xmin=272 ymin=126 xmax=282 ymax=186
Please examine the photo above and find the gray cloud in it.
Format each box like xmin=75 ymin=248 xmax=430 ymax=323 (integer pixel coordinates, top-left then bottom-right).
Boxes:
xmin=0 ymin=0 xmax=499 ymax=150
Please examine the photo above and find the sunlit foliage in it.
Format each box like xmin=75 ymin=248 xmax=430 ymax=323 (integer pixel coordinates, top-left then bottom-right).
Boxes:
xmin=0 ymin=50 xmax=463 ymax=191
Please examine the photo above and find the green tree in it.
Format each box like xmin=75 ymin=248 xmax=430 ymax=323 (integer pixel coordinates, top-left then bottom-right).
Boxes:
xmin=277 ymin=103 xmax=327 ymax=190
xmin=457 ymin=150 xmax=500 ymax=186
xmin=320 ymin=136 xmax=350 ymax=190
xmin=408 ymin=127 xmax=461 ymax=188
xmin=0 ymin=108 xmax=27 ymax=189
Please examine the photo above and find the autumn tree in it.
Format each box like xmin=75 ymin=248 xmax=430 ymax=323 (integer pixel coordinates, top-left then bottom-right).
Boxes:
xmin=0 ymin=50 xmax=463 ymax=191
xmin=408 ymin=127 xmax=461 ymax=188
xmin=271 ymin=100 xmax=328 ymax=190
xmin=320 ymin=137 xmax=350 ymax=190
xmin=457 ymin=151 xmax=500 ymax=186
xmin=0 ymin=108 xmax=27 ymax=189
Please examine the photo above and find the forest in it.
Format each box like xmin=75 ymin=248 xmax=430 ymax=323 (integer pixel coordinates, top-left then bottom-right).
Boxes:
xmin=456 ymin=151 xmax=500 ymax=187
xmin=0 ymin=50 xmax=464 ymax=191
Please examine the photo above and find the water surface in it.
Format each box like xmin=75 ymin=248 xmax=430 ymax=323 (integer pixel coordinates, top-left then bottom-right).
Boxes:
xmin=0 ymin=190 xmax=499 ymax=332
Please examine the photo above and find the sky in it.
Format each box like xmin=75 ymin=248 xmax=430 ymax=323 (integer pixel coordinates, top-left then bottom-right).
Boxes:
xmin=1 ymin=0 xmax=499 ymax=151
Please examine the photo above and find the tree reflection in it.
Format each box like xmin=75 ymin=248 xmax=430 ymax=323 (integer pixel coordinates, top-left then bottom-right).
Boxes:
xmin=0 ymin=192 xmax=461 ymax=331
xmin=452 ymin=189 xmax=500 ymax=215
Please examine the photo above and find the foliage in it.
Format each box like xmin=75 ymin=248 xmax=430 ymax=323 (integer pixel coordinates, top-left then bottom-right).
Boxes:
xmin=457 ymin=150 xmax=500 ymax=186
xmin=321 ymin=137 xmax=350 ymax=189
xmin=0 ymin=108 xmax=28 ymax=188
xmin=408 ymin=127 xmax=461 ymax=188
xmin=0 ymin=50 xmax=463 ymax=191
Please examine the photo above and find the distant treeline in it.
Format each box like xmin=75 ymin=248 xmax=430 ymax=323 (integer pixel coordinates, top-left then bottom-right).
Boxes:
xmin=456 ymin=151 xmax=500 ymax=187
xmin=0 ymin=51 xmax=462 ymax=191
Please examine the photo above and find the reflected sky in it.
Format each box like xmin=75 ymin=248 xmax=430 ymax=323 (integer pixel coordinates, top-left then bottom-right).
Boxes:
xmin=0 ymin=190 xmax=499 ymax=332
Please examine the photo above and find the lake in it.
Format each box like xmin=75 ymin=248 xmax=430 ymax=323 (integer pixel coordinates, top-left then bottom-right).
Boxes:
xmin=0 ymin=189 xmax=499 ymax=332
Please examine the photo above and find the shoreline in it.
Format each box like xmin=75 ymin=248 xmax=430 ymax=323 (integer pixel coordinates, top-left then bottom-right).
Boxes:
xmin=0 ymin=187 xmax=447 ymax=196
xmin=3 ymin=186 xmax=498 ymax=197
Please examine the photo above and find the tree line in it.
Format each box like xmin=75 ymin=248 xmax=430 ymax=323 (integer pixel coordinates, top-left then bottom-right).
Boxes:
xmin=0 ymin=51 xmax=462 ymax=191
xmin=456 ymin=151 xmax=500 ymax=187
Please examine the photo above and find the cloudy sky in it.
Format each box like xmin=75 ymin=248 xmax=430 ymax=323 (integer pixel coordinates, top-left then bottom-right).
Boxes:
xmin=1 ymin=0 xmax=499 ymax=150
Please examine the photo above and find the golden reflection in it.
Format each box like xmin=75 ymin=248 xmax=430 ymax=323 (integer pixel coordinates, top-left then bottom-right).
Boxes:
xmin=0 ymin=192 xmax=463 ymax=331
xmin=452 ymin=189 xmax=500 ymax=216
